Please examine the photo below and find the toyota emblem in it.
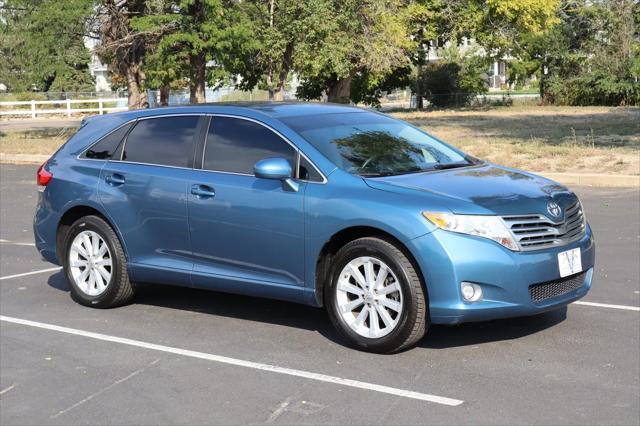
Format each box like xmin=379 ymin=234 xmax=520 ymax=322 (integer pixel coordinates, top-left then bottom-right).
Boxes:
xmin=547 ymin=201 xmax=562 ymax=218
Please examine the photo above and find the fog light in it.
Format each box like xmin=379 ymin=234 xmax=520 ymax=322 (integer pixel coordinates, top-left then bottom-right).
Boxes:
xmin=461 ymin=282 xmax=482 ymax=302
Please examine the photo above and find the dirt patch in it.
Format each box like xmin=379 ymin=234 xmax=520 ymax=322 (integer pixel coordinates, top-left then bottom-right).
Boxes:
xmin=392 ymin=106 xmax=639 ymax=175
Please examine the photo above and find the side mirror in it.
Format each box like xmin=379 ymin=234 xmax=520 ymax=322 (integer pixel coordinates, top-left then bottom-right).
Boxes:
xmin=254 ymin=157 xmax=299 ymax=192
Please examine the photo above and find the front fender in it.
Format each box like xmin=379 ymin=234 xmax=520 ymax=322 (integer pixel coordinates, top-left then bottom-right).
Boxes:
xmin=302 ymin=174 xmax=435 ymax=306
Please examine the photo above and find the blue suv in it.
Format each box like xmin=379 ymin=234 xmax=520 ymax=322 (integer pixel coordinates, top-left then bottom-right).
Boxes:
xmin=34 ymin=103 xmax=595 ymax=353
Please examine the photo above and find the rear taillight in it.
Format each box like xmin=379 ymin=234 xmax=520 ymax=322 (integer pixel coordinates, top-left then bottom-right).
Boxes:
xmin=36 ymin=161 xmax=52 ymax=190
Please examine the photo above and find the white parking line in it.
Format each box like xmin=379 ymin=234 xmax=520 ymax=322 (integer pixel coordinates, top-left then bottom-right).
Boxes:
xmin=0 ymin=315 xmax=464 ymax=407
xmin=0 ymin=267 xmax=62 ymax=281
xmin=1 ymin=265 xmax=638 ymax=315
xmin=0 ymin=239 xmax=36 ymax=247
xmin=0 ymin=383 xmax=16 ymax=395
xmin=573 ymin=301 xmax=640 ymax=312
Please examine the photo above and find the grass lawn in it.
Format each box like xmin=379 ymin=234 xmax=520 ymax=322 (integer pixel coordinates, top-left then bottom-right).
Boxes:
xmin=391 ymin=106 xmax=639 ymax=176
xmin=1 ymin=106 xmax=638 ymax=175
xmin=0 ymin=128 xmax=76 ymax=156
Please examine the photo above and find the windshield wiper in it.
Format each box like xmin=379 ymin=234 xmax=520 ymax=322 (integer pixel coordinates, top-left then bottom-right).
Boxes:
xmin=432 ymin=162 xmax=469 ymax=170
xmin=433 ymin=157 xmax=482 ymax=170
xmin=359 ymin=171 xmax=404 ymax=177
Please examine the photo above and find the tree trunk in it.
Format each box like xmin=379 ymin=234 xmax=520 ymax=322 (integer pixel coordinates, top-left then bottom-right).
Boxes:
xmin=190 ymin=54 xmax=206 ymax=104
xmin=159 ymin=85 xmax=170 ymax=106
xmin=267 ymin=0 xmax=276 ymax=101
xmin=415 ymin=62 xmax=423 ymax=110
xmin=267 ymin=75 xmax=275 ymax=101
xmin=274 ymin=42 xmax=294 ymax=102
xmin=126 ymin=63 xmax=148 ymax=109
xmin=273 ymin=87 xmax=284 ymax=101
xmin=326 ymin=75 xmax=353 ymax=104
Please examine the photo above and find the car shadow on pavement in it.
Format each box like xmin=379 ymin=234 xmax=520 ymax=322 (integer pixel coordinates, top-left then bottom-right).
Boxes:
xmin=48 ymin=273 xmax=567 ymax=350
xmin=420 ymin=308 xmax=567 ymax=349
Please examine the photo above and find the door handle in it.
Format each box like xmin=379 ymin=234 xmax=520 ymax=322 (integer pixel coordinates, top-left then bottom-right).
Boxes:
xmin=191 ymin=184 xmax=215 ymax=198
xmin=105 ymin=173 xmax=125 ymax=186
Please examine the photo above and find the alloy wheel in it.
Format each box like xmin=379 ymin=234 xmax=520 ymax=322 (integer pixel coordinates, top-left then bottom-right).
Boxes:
xmin=335 ymin=256 xmax=403 ymax=338
xmin=68 ymin=230 xmax=113 ymax=296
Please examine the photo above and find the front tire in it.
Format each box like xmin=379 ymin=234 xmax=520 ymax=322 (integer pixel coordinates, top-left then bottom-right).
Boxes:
xmin=326 ymin=237 xmax=428 ymax=353
xmin=63 ymin=215 xmax=134 ymax=308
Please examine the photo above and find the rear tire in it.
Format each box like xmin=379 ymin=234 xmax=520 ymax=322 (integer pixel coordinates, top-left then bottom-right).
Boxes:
xmin=326 ymin=237 xmax=428 ymax=353
xmin=63 ymin=215 xmax=134 ymax=308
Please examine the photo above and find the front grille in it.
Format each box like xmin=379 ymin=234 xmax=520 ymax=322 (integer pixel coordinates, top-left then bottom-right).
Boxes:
xmin=529 ymin=272 xmax=587 ymax=303
xmin=502 ymin=201 xmax=586 ymax=251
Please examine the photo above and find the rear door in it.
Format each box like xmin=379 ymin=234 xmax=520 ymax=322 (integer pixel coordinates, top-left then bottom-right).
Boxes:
xmin=187 ymin=115 xmax=306 ymax=299
xmin=98 ymin=115 xmax=204 ymax=285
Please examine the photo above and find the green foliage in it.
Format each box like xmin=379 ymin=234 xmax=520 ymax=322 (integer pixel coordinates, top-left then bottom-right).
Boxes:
xmin=0 ymin=0 xmax=95 ymax=92
xmin=3 ymin=0 xmax=616 ymax=109
xmin=295 ymin=0 xmax=413 ymax=103
xmin=132 ymin=0 xmax=254 ymax=102
xmin=419 ymin=46 xmax=488 ymax=107
xmin=349 ymin=67 xmax=413 ymax=106
xmin=230 ymin=0 xmax=332 ymax=99
xmin=509 ymin=0 xmax=639 ymax=106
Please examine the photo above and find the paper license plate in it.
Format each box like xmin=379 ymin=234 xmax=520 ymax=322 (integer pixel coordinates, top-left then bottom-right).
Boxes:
xmin=558 ymin=247 xmax=582 ymax=278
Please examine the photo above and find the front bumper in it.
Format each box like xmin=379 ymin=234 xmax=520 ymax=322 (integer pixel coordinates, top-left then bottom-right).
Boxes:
xmin=407 ymin=224 xmax=595 ymax=324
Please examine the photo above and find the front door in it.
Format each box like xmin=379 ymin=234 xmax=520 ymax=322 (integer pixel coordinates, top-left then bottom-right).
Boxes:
xmin=188 ymin=116 xmax=306 ymax=301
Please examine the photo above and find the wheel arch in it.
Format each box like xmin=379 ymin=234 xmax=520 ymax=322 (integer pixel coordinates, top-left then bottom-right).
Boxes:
xmin=56 ymin=204 xmax=126 ymax=264
xmin=314 ymin=226 xmax=427 ymax=307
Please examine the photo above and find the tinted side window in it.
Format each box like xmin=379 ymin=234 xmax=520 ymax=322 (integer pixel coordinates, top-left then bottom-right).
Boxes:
xmin=123 ymin=116 xmax=199 ymax=167
xmin=83 ymin=123 xmax=133 ymax=159
xmin=204 ymin=117 xmax=296 ymax=174
xmin=298 ymin=156 xmax=323 ymax=182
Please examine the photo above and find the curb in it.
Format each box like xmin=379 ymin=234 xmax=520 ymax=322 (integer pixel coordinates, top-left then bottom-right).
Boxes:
xmin=540 ymin=173 xmax=639 ymax=188
xmin=1 ymin=154 xmax=638 ymax=188
xmin=1 ymin=153 xmax=51 ymax=165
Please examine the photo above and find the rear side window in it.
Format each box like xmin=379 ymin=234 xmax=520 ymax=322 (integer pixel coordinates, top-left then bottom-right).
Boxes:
xmin=122 ymin=116 xmax=199 ymax=167
xmin=83 ymin=123 xmax=133 ymax=159
xmin=203 ymin=117 xmax=296 ymax=174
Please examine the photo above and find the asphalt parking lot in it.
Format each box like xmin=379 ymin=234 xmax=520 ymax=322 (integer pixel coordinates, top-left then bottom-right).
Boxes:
xmin=1 ymin=163 xmax=638 ymax=425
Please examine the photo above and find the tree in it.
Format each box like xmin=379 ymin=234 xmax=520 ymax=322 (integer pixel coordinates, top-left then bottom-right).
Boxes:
xmin=232 ymin=0 xmax=331 ymax=101
xmin=0 ymin=0 xmax=95 ymax=92
xmin=473 ymin=0 xmax=560 ymax=53
xmin=404 ymin=0 xmax=446 ymax=109
xmin=133 ymin=0 xmax=253 ymax=104
xmin=419 ymin=45 xmax=489 ymax=107
xmin=94 ymin=0 xmax=156 ymax=109
xmin=296 ymin=0 xmax=413 ymax=103
xmin=295 ymin=0 xmax=560 ymax=105
xmin=405 ymin=0 xmax=560 ymax=108
xmin=509 ymin=0 xmax=639 ymax=105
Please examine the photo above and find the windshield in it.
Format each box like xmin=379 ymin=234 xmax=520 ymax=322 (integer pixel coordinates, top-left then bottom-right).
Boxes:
xmin=281 ymin=112 xmax=472 ymax=177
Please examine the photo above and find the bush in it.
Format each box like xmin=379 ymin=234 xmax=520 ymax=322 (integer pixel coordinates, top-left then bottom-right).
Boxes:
xmin=545 ymin=72 xmax=639 ymax=107
xmin=418 ymin=46 xmax=489 ymax=107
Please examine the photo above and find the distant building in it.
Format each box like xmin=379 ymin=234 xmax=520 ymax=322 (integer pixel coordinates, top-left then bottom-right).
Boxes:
xmin=85 ymin=38 xmax=112 ymax=93
xmin=424 ymin=37 xmax=509 ymax=90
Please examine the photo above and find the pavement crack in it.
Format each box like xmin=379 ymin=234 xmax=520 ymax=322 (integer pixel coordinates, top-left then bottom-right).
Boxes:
xmin=50 ymin=358 xmax=161 ymax=419
xmin=265 ymin=396 xmax=293 ymax=424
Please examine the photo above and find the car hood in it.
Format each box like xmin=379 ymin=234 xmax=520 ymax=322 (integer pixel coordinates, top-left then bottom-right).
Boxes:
xmin=364 ymin=163 xmax=577 ymax=216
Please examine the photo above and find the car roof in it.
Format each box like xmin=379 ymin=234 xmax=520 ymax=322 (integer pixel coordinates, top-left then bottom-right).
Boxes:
xmin=102 ymin=102 xmax=369 ymax=122
xmin=214 ymin=102 xmax=371 ymax=118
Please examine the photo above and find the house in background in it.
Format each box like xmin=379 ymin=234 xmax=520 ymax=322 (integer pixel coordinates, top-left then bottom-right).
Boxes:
xmin=85 ymin=37 xmax=112 ymax=93
xmin=488 ymin=61 xmax=507 ymax=89
xmin=425 ymin=37 xmax=509 ymax=90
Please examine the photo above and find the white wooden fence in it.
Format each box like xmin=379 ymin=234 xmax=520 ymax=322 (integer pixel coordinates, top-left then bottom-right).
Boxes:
xmin=0 ymin=98 xmax=128 ymax=118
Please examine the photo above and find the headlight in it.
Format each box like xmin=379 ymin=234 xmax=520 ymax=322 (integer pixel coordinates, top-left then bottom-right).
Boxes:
xmin=422 ymin=212 xmax=519 ymax=251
